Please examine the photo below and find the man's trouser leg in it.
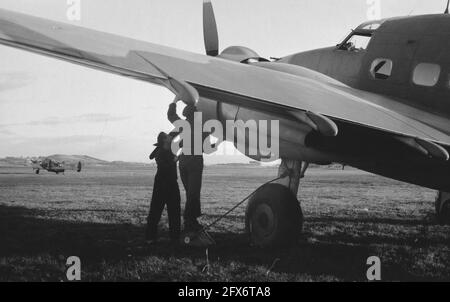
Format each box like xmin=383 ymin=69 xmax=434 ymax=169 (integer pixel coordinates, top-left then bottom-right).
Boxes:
xmin=166 ymin=183 xmax=181 ymax=240
xmin=146 ymin=183 xmax=165 ymax=240
xmin=180 ymin=157 xmax=203 ymax=231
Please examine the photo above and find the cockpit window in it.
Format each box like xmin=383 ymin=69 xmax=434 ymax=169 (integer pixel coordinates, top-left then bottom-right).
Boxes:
xmin=360 ymin=22 xmax=382 ymax=31
xmin=338 ymin=33 xmax=372 ymax=52
xmin=241 ymin=57 xmax=270 ymax=64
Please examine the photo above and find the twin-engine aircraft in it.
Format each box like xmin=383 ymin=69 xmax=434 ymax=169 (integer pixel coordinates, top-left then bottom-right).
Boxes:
xmin=1 ymin=1 xmax=449 ymax=247
xmin=31 ymin=157 xmax=82 ymax=175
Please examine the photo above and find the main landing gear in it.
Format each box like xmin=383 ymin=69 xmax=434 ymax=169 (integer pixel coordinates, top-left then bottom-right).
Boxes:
xmin=245 ymin=159 xmax=307 ymax=248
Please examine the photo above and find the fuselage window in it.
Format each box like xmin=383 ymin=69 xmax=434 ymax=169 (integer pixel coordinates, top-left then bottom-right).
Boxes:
xmin=412 ymin=63 xmax=441 ymax=87
xmin=370 ymin=59 xmax=393 ymax=80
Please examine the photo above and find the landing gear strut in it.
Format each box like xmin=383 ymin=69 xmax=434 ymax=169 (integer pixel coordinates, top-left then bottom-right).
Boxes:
xmin=245 ymin=159 xmax=305 ymax=248
xmin=436 ymin=191 xmax=450 ymax=225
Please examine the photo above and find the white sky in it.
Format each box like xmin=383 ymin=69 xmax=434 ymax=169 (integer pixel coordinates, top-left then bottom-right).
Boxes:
xmin=0 ymin=0 xmax=446 ymax=163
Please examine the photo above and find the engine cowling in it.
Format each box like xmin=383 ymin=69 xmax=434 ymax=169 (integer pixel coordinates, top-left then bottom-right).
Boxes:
xmin=218 ymin=46 xmax=268 ymax=63
xmin=196 ymin=97 xmax=338 ymax=164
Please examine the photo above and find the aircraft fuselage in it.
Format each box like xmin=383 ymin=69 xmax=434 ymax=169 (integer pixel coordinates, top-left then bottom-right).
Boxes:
xmin=281 ymin=14 xmax=450 ymax=135
xmin=276 ymin=14 xmax=450 ymax=191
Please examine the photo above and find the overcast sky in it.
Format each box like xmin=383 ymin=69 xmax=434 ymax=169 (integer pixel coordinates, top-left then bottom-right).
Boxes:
xmin=0 ymin=0 xmax=446 ymax=163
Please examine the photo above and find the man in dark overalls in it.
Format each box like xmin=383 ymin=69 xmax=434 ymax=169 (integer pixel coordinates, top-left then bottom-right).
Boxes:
xmin=168 ymin=99 xmax=212 ymax=234
xmin=146 ymin=132 xmax=181 ymax=243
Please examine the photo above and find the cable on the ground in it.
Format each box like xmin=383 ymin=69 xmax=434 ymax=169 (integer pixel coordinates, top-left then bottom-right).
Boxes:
xmin=203 ymin=170 xmax=291 ymax=231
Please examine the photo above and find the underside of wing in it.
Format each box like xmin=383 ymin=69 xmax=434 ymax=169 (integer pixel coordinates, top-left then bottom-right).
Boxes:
xmin=1 ymin=8 xmax=450 ymax=151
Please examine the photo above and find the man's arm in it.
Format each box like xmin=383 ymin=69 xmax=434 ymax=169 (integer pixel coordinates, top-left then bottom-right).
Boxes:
xmin=167 ymin=99 xmax=181 ymax=125
xmin=167 ymin=97 xmax=183 ymax=141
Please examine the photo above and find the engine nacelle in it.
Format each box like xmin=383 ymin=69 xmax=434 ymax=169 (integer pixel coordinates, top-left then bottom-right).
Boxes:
xmin=218 ymin=46 xmax=265 ymax=63
xmin=196 ymin=97 xmax=337 ymax=164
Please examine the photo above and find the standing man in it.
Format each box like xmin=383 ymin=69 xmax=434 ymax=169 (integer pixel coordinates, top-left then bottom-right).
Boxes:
xmin=168 ymin=98 xmax=211 ymax=234
xmin=146 ymin=132 xmax=181 ymax=243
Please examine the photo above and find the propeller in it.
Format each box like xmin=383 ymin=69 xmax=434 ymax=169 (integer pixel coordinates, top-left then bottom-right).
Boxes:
xmin=202 ymin=0 xmax=261 ymax=62
xmin=203 ymin=0 xmax=219 ymax=56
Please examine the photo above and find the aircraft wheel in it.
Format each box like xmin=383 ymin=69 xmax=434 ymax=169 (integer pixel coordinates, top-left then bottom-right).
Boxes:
xmin=245 ymin=184 xmax=303 ymax=248
xmin=35 ymin=169 xmax=40 ymax=174
xmin=436 ymin=192 xmax=450 ymax=225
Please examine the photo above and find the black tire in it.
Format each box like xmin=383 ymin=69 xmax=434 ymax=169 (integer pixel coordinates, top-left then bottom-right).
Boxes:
xmin=245 ymin=184 xmax=303 ymax=248
xmin=436 ymin=192 xmax=450 ymax=225
xmin=35 ymin=169 xmax=40 ymax=175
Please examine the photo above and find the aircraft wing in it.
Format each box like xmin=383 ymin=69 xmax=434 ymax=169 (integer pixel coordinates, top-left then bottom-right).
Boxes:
xmin=1 ymin=9 xmax=450 ymax=152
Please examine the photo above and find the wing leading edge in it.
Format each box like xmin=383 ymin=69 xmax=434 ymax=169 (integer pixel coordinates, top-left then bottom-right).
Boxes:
xmin=1 ymin=8 xmax=450 ymax=150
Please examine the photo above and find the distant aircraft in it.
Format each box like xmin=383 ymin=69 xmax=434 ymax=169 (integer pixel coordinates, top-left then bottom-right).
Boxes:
xmin=1 ymin=1 xmax=449 ymax=247
xmin=31 ymin=158 xmax=82 ymax=175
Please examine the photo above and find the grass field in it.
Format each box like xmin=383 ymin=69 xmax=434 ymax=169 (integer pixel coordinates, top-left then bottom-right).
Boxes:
xmin=0 ymin=165 xmax=449 ymax=282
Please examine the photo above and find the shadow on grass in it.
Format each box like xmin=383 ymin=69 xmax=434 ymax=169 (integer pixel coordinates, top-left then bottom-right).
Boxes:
xmin=0 ymin=205 xmax=438 ymax=281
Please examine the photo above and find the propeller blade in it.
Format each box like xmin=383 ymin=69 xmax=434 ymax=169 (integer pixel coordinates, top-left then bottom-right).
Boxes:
xmin=203 ymin=0 xmax=219 ymax=56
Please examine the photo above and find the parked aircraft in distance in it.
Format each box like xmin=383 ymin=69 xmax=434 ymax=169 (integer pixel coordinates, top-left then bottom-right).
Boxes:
xmin=31 ymin=158 xmax=82 ymax=175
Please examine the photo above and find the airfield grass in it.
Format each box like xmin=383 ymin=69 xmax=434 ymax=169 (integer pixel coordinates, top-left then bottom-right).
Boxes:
xmin=0 ymin=165 xmax=449 ymax=282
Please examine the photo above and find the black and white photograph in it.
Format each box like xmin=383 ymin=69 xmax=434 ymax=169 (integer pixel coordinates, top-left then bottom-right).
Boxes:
xmin=0 ymin=0 xmax=450 ymax=286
